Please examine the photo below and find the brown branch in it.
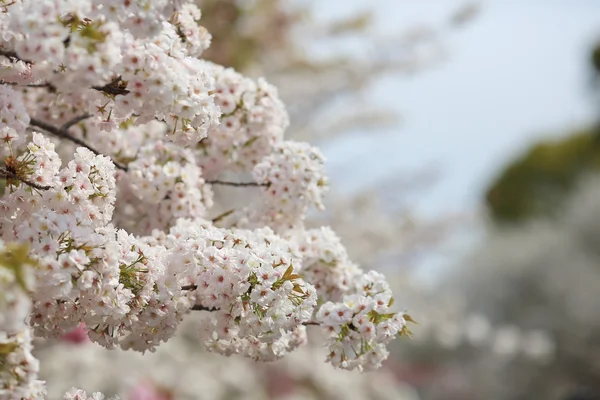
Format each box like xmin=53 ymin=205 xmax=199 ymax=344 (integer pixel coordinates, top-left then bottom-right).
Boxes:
xmin=92 ymin=76 xmax=130 ymax=97
xmin=188 ymin=302 xmax=322 ymax=327
xmin=207 ymin=180 xmax=268 ymax=187
xmin=29 ymin=117 xmax=129 ymax=171
xmin=191 ymin=305 xmax=218 ymax=311
xmin=211 ymin=209 xmax=234 ymax=224
xmin=0 ymin=166 xmax=51 ymax=190
xmin=181 ymin=285 xmax=197 ymax=291
xmin=0 ymin=48 xmax=31 ymax=64
xmin=25 ymin=83 xmax=53 ymax=88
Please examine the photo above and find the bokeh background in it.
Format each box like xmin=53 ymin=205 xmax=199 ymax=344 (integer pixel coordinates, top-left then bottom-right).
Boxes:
xmin=35 ymin=1 xmax=600 ymax=399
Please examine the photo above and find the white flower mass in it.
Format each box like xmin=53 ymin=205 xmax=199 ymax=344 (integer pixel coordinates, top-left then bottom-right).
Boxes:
xmin=0 ymin=1 xmax=413 ymax=398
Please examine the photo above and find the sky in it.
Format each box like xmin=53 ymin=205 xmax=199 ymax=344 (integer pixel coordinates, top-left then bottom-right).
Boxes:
xmin=302 ymin=0 xmax=600 ymax=282
xmin=314 ymin=0 xmax=600 ymax=221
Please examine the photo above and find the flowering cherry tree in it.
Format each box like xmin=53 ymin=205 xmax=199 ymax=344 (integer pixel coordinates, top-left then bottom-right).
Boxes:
xmin=0 ymin=1 xmax=413 ymax=399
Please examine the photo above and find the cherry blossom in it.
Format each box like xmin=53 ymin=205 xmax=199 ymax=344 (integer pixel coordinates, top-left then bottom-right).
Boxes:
xmin=0 ymin=0 xmax=413 ymax=397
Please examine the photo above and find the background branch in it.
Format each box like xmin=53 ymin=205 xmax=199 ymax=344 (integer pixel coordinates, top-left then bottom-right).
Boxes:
xmin=29 ymin=117 xmax=129 ymax=171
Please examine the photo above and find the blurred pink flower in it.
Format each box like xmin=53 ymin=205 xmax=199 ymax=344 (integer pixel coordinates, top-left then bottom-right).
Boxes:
xmin=60 ymin=323 xmax=90 ymax=345
xmin=128 ymin=380 xmax=173 ymax=400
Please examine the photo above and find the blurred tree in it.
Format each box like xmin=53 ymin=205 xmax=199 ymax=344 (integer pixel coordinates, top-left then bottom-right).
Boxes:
xmin=591 ymin=42 xmax=600 ymax=75
xmin=198 ymin=0 xmax=478 ymax=142
xmin=485 ymin=40 xmax=600 ymax=224
xmin=485 ymin=127 xmax=600 ymax=223
xmin=198 ymin=0 xmax=299 ymax=72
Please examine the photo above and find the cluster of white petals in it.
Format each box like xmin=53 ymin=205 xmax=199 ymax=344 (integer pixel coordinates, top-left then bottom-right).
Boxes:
xmin=0 ymin=85 xmax=29 ymax=151
xmin=317 ymin=271 xmax=411 ymax=371
xmin=0 ymin=0 xmax=413 ymax=396
xmin=198 ymin=63 xmax=289 ymax=178
xmin=295 ymin=227 xmax=363 ymax=302
xmin=63 ymin=387 xmax=118 ymax=400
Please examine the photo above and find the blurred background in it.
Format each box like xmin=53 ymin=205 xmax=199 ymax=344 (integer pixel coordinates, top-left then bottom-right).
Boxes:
xmin=36 ymin=1 xmax=600 ymax=399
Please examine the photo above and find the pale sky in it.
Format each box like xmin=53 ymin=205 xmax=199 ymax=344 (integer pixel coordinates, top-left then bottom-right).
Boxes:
xmin=315 ymin=0 xmax=600 ymax=220
xmin=304 ymin=1 xmax=600 ymax=282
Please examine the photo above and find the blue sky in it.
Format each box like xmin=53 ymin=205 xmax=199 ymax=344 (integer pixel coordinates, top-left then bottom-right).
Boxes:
xmin=316 ymin=0 xmax=600 ymax=221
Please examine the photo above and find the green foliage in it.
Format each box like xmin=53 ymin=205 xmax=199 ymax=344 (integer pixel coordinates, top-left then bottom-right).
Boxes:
xmin=0 ymin=243 xmax=34 ymax=292
xmin=485 ymin=127 xmax=600 ymax=223
xmin=592 ymin=42 xmax=600 ymax=74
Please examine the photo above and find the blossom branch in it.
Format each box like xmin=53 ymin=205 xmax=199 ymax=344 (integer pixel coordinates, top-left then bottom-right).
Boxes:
xmin=188 ymin=303 xmax=320 ymax=326
xmin=28 ymin=117 xmax=129 ymax=171
xmin=0 ymin=166 xmax=51 ymax=190
xmin=0 ymin=47 xmax=128 ymax=98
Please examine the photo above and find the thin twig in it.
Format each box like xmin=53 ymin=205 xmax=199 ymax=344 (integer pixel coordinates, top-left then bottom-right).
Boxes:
xmin=191 ymin=305 xmax=218 ymax=311
xmin=188 ymin=303 xmax=322 ymax=327
xmin=181 ymin=285 xmax=197 ymax=291
xmin=29 ymin=117 xmax=129 ymax=171
xmin=211 ymin=209 xmax=234 ymax=224
xmin=207 ymin=180 xmax=268 ymax=187
xmin=0 ymin=166 xmax=51 ymax=190
xmin=25 ymin=83 xmax=53 ymax=88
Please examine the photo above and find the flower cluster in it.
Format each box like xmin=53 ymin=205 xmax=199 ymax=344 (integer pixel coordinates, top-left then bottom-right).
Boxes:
xmin=228 ymin=141 xmax=329 ymax=231
xmin=254 ymin=142 xmax=328 ymax=220
xmin=150 ymin=219 xmax=316 ymax=361
xmin=114 ymin=42 xmax=220 ymax=145
xmin=0 ymin=329 xmax=46 ymax=400
xmin=9 ymin=1 xmax=124 ymax=88
xmin=317 ymin=271 xmax=413 ymax=371
xmin=4 ymin=0 xmax=221 ymax=147
xmin=63 ymin=387 xmax=118 ymax=400
xmin=0 ymin=0 xmax=413 ymax=397
xmin=198 ymin=63 xmax=289 ymax=178
xmin=117 ymin=140 xmax=213 ymax=234
xmin=294 ymin=227 xmax=362 ymax=302
xmin=0 ymin=85 xmax=29 ymax=152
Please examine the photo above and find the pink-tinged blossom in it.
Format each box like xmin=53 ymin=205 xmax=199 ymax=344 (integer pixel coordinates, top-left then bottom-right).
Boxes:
xmin=0 ymin=0 xmax=412 ymax=396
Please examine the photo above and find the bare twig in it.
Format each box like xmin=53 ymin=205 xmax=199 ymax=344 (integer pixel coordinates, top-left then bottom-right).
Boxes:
xmin=207 ymin=180 xmax=268 ymax=187
xmin=0 ymin=166 xmax=51 ymax=190
xmin=29 ymin=117 xmax=129 ymax=171
xmin=211 ymin=209 xmax=234 ymax=224
xmin=181 ymin=285 xmax=198 ymax=291
xmin=191 ymin=305 xmax=218 ymax=311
